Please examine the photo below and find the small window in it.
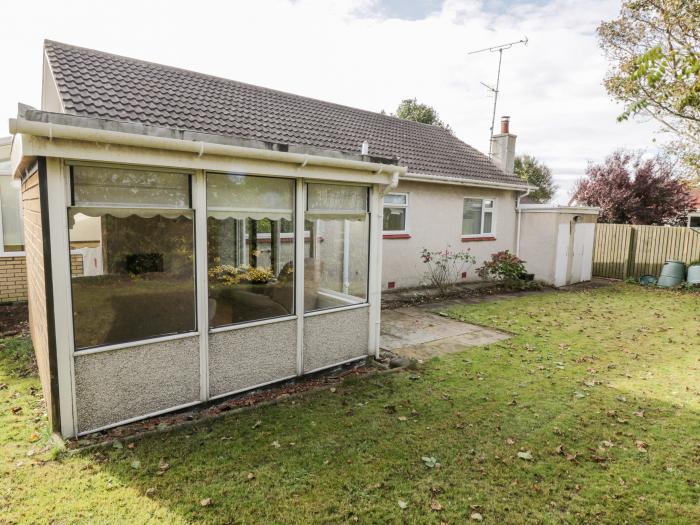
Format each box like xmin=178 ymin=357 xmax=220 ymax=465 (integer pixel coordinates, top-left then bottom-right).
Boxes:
xmin=68 ymin=165 xmax=196 ymax=350
xmin=0 ymin=175 xmax=24 ymax=252
xmin=383 ymin=193 xmax=408 ymax=232
xmin=305 ymin=183 xmax=369 ymax=312
xmin=462 ymin=198 xmax=495 ymax=237
xmin=690 ymin=215 xmax=700 ymax=229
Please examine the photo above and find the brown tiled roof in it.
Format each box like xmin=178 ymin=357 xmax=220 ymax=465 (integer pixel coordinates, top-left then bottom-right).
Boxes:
xmin=44 ymin=40 xmax=525 ymax=186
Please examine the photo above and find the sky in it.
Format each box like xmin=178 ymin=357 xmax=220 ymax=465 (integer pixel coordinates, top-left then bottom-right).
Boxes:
xmin=0 ymin=0 xmax=665 ymax=203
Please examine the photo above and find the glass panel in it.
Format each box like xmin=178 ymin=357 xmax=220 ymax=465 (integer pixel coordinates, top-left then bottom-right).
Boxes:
xmin=307 ymin=184 xmax=367 ymax=214
xmin=0 ymin=160 xmax=10 ymax=171
xmin=69 ymin=208 xmax=196 ymax=349
xmin=207 ymin=174 xmax=294 ymax=327
xmin=304 ymin=184 xmax=369 ymax=312
xmin=383 ymin=194 xmax=407 ymax=205
xmin=72 ymin=165 xmax=190 ymax=208
xmin=484 ymin=199 xmax=494 ymax=209
xmin=483 ymin=211 xmax=493 ymax=234
xmin=462 ymin=198 xmax=483 ymax=235
xmin=690 ymin=216 xmax=700 ymax=228
xmin=383 ymin=207 xmax=406 ymax=231
xmin=0 ymin=176 xmax=24 ymax=250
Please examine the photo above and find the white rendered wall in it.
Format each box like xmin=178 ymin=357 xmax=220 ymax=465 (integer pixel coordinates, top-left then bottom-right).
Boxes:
xmin=381 ymin=180 xmax=518 ymax=289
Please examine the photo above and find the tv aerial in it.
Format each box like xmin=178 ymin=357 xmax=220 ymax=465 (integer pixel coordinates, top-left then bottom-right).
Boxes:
xmin=469 ymin=37 xmax=528 ymax=155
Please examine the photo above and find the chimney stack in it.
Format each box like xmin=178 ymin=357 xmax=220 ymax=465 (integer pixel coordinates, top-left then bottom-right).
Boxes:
xmin=500 ymin=116 xmax=510 ymax=134
xmin=490 ymin=116 xmax=517 ymax=175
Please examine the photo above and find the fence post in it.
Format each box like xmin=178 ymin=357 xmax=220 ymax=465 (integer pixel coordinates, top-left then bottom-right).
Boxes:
xmin=624 ymin=227 xmax=636 ymax=280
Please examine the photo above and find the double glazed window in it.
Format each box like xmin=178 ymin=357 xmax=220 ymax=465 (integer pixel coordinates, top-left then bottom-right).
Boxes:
xmin=207 ymin=174 xmax=295 ymax=327
xmin=304 ymin=183 xmax=369 ymax=312
xmin=383 ymin=193 xmax=408 ymax=232
xmin=0 ymin=173 xmax=24 ymax=253
xmin=67 ymin=165 xmax=372 ymax=349
xmin=68 ymin=165 xmax=196 ymax=350
xmin=462 ymin=198 xmax=495 ymax=237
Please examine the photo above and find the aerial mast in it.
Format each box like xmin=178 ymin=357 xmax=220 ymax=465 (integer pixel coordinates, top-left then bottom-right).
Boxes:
xmin=469 ymin=37 xmax=528 ymax=155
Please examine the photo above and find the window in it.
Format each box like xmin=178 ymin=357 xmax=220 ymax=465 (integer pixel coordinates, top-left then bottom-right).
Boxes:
xmin=690 ymin=215 xmax=700 ymax=229
xmin=206 ymin=173 xmax=295 ymax=327
xmin=0 ymin=174 xmax=24 ymax=252
xmin=383 ymin=193 xmax=408 ymax=232
xmin=304 ymin=183 xmax=369 ymax=312
xmin=68 ymin=165 xmax=196 ymax=350
xmin=462 ymin=198 xmax=495 ymax=237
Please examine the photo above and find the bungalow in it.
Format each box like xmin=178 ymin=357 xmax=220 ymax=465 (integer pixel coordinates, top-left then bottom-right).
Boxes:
xmin=9 ymin=41 xmax=588 ymax=438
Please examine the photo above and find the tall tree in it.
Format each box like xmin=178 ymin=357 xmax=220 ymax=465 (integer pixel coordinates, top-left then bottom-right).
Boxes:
xmin=572 ymin=150 xmax=694 ymax=225
xmin=394 ymin=99 xmax=452 ymax=131
xmin=514 ymin=155 xmax=558 ymax=203
xmin=598 ymin=0 xmax=700 ymax=182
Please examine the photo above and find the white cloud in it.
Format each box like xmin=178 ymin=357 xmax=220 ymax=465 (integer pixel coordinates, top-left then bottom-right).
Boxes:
xmin=0 ymin=0 xmax=664 ymax=202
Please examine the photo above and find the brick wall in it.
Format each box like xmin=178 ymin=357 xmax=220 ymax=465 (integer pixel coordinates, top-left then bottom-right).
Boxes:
xmin=70 ymin=253 xmax=84 ymax=277
xmin=0 ymin=255 xmax=27 ymax=302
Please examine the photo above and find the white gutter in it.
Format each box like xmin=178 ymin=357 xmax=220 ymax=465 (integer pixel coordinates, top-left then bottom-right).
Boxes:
xmin=402 ymin=172 xmax=532 ymax=192
xmin=515 ymin=186 xmax=532 ymax=257
xmin=9 ymin=118 xmax=407 ymax=176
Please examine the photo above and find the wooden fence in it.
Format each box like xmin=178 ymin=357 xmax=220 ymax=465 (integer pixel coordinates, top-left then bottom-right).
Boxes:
xmin=592 ymin=223 xmax=700 ymax=280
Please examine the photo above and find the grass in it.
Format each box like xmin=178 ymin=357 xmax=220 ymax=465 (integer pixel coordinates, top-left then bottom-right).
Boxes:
xmin=1 ymin=284 xmax=699 ymax=524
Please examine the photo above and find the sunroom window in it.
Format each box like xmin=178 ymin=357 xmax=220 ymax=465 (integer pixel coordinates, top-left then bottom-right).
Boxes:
xmin=304 ymin=183 xmax=369 ymax=312
xmin=68 ymin=165 xmax=196 ymax=350
xmin=462 ymin=198 xmax=495 ymax=237
xmin=206 ymin=173 xmax=295 ymax=327
xmin=0 ymin=174 xmax=24 ymax=252
xmin=383 ymin=193 xmax=408 ymax=232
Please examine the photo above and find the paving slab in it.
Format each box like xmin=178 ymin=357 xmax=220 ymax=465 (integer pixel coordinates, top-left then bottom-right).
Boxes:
xmin=380 ymin=305 xmax=510 ymax=359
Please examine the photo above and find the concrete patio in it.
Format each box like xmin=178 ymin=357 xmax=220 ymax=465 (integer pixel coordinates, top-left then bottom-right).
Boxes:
xmin=379 ymin=303 xmax=510 ymax=360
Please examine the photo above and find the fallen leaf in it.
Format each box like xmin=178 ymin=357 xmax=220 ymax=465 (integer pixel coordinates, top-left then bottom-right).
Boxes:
xmin=398 ymin=499 xmax=408 ymax=510
xmin=246 ymin=472 xmax=256 ymax=481
xmin=470 ymin=512 xmax=484 ymax=521
xmin=430 ymin=501 xmax=444 ymax=511
xmin=127 ymin=443 xmax=136 ymax=450
xmin=506 ymin=438 xmax=515 ymax=445
xmin=635 ymin=440 xmax=648 ymax=452
xmin=252 ymin=420 xmax=262 ymax=429
xmin=271 ymin=441 xmax=281 ymax=448
xmin=200 ymin=498 xmax=212 ymax=507
xmin=112 ymin=440 xmax=123 ymax=450
xmin=422 ymin=456 xmax=438 ymax=468
xmin=130 ymin=459 xmax=141 ymax=469
xmin=517 ymin=451 xmax=533 ymax=461
xmin=158 ymin=459 xmax=170 ymax=472
xmin=145 ymin=487 xmax=156 ymax=497
xmin=397 ymin=416 xmax=408 ymax=422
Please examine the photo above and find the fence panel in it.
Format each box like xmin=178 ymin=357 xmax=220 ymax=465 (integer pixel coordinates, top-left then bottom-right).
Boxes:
xmin=592 ymin=224 xmax=700 ymax=280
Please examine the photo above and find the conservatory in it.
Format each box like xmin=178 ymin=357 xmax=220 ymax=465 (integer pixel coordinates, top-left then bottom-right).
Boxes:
xmin=10 ymin=108 xmax=402 ymax=438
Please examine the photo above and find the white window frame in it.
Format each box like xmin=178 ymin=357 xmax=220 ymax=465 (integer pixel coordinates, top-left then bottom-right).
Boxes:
xmin=461 ymin=197 xmax=496 ymax=238
xmin=382 ymin=192 xmax=409 ymax=234
xmin=0 ymin=173 xmax=26 ymax=257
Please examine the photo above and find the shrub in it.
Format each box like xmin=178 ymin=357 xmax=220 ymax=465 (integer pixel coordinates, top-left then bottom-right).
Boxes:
xmin=420 ymin=246 xmax=476 ymax=293
xmin=478 ymin=250 xmax=527 ymax=281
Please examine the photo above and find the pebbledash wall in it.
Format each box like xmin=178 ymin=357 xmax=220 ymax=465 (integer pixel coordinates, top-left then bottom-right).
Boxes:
xmin=381 ymin=179 xmax=519 ymax=289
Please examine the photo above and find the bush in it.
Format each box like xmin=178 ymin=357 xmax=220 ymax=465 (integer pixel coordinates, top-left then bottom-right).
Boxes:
xmin=478 ymin=250 xmax=527 ymax=281
xmin=420 ymin=246 xmax=476 ymax=294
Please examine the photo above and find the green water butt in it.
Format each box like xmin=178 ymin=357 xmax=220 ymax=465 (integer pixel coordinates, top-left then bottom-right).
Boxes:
xmin=657 ymin=260 xmax=686 ymax=288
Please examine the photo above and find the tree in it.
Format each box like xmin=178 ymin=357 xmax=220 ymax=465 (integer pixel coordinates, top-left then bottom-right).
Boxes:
xmin=598 ymin=0 xmax=700 ymax=182
xmin=514 ymin=155 xmax=558 ymax=203
xmin=394 ymin=99 xmax=452 ymax=131
xmin=572 ymin=150 xmax=694 ymax=225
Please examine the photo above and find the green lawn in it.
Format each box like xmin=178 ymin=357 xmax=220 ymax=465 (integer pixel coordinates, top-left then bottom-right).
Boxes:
xmin=1 ymin=284 xmax=699 ymax=524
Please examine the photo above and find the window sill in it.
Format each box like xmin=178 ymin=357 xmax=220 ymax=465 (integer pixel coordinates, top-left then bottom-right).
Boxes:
xmin=383 ymin=233 xmax=411 ymax=239
xmin=461 ymin=236 xmax=496 ymax=242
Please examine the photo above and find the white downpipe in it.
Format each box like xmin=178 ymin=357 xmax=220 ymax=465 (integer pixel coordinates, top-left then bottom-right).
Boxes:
xmin=342 ymin=219 xmax=350 ymax=294
xmin=515 ymin=187 xmax=532 ymax=257
xmin=10 ymin=118 xmax=408 ymax=176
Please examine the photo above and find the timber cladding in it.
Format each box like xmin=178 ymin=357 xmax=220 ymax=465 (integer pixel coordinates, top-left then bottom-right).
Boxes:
xmin=21 ymin=159 xmax=60 ymax=432
xmin=0 ymin=256 xmax=27 ymax=302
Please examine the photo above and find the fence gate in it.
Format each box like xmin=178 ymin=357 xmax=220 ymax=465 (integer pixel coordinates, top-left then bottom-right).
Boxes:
xmin=592 ymin=223 xmax=700 ymax=280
